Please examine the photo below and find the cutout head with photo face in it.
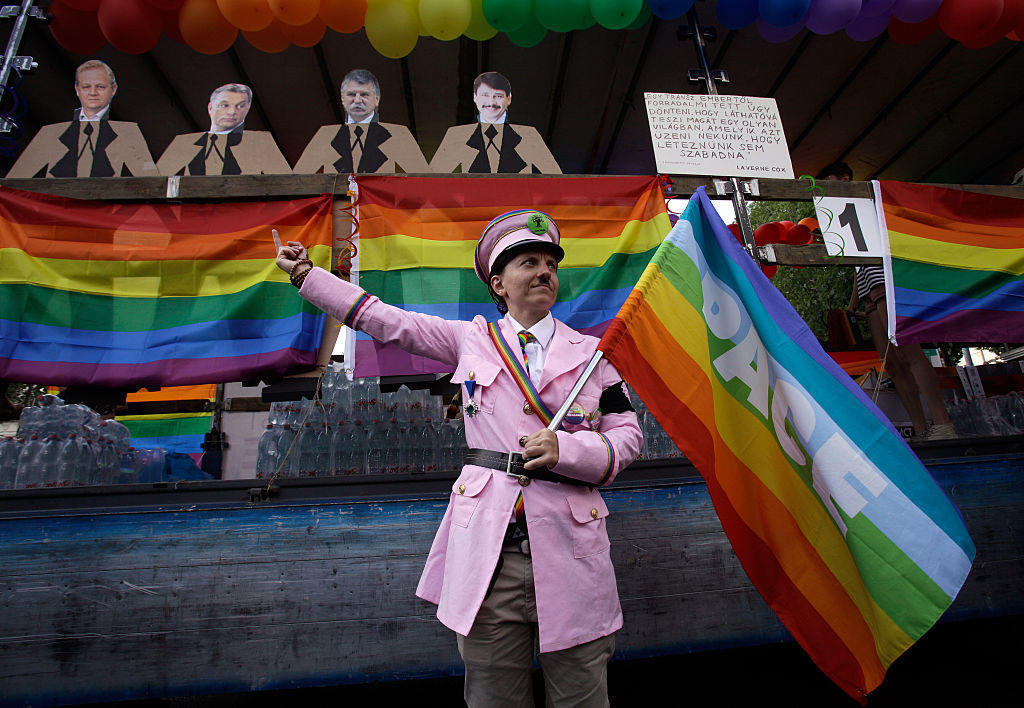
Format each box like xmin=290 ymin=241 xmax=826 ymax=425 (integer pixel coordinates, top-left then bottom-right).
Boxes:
xmin=6 ymin=59 xmax=158 ymax=178
xmin=156 ymin=82 xmax=291 ymax=176
xmin=430 ymin=71 xmax=561 ymax=175
xmin=293 ymin=69 xmax=430 ymax=175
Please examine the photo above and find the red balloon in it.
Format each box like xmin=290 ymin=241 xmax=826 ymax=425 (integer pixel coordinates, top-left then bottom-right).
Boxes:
xmin=144 ymin=0 xmax=185 ymax=9
xmin=887 ymin=12 xmax=939 ymax=44
xmin=754 ymin=222 xmax=787 ymax=245
xmin=49 ymin=0 xmax=106 ymax=54
xmin=161 ymin=8 xmax=185 ymax=42
xmin=961 ymin=0 xmax=1024 ymax=47
xmin=783 ymin=224 xmax=813 ymax=245
xmin=63 ymin=0 xmax=101 ymax=9
xmin=319 ymin=0 xmax=366 ymax=32
xmin=98 ymin=0 xmax=162 ymax=54
xmin=939 ymin=0 xmax=1004 ymax=43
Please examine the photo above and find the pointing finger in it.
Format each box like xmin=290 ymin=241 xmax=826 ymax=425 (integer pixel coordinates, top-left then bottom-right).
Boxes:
xmin=272 ymin=229 xmax=282 ymax=253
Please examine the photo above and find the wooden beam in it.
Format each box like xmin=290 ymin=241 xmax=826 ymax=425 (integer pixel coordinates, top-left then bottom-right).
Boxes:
xmin=583 ymin=31 xmax=630 ymax=174
xmin=140 ymin=54 xmax=202 ymax=132
xmin=789 ymin=35 xmax=888 ymax=152
xmin=836 ymin=41 xmax=957 ymax=165
xmin=765 ymin=33 xmax=813 ymax=98
xmin=868 ymin=44 xmax=1022 ymax=180
xmin=400 ymin=57 xmax=417 ymax=139
xmin=545 ymin=32 xmax=574 ymax=144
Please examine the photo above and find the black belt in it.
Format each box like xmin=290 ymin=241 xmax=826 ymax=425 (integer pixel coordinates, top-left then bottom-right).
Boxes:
xmin=464 ymin=448 xmax=594 ymax=487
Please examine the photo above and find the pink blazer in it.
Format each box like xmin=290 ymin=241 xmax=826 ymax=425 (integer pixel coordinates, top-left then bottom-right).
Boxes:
xmin=300 ymin=268 xmax=643 ymax=652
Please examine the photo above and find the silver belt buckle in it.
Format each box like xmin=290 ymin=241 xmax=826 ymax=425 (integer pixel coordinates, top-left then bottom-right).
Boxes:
xmin=505 ymin=450 xmax=516 ymax=478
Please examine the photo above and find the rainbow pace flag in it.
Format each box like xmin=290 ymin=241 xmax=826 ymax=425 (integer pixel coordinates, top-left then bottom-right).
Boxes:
xmin=0 ymin=187 xmax=333 ymax=388
xmin=352 ymin=175 xmax=670 ymax=377
xmin=115 ymin=412 xmax=213 ymax=465
xmin=881 ymin=181 xmax=1024 ymax=345
xmin=598 ymin=187 xmax=975 ymax=702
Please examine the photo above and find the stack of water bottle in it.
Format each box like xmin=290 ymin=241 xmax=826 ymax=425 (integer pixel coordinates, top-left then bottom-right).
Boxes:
xmin=948 ymin=392 xmax=1024 ymax=438
xmin=256 ymin=364 xmax=469 ymax=479
xmin=629 ymin=387 xmax=683 ymax=461
xmin=0 ymin=395 xmax=166 ymax=490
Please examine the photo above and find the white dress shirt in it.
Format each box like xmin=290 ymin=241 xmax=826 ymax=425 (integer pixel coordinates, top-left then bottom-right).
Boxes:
xmin=505 ymin=312 xmax=554 ymax=386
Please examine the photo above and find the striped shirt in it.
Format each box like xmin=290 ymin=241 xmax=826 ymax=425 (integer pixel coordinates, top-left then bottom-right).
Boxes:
xmin=855 ymin=265 xmax=886 ymax=299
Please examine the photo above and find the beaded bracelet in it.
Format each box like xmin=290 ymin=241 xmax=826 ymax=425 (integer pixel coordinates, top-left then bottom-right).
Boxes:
xmin=289 ymin=259 xmax=313 ymax=288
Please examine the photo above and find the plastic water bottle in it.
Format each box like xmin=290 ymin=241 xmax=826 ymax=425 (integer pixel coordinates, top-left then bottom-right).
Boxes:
xmin=96 ymin=437 xmax=119 ymax=485
xmin=454 ymin=419 xmax=469 ymax=464
xmin=36 ymin=435 xmax=62 ymax=487
xmin=256 ymin=425 xmax=282 ymax=479
xmin=56 ymin=434 xmax=81 ymax=487
xmin=366 ymin=420 xmax=387 ymax=474
xmin=437 ymin=421 xmax=459 ymax=472
xmin=0 ymin=437 xmax=20 ymax=489
xmin=383 ymin=419 xmax=406 ymax=474
xmin=292 ymin=422 xmax=318 ymax=477
xmin=15 ymin=435 xmax=44 ymax=488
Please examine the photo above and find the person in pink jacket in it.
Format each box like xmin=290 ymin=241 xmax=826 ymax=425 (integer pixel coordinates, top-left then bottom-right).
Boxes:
xmin=276 ymin=209 xmax=642 ymax=707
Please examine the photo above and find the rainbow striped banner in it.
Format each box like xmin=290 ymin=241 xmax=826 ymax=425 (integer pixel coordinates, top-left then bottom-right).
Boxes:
xmin=0 ymin=187 xmax=333 ymax=388
xmin=599 ymin=188 xmax=974 ymax=701
xmin=881 ymin=181 xmax=1024 ymax=344
xmin=352 ymin=175 xmax=670 ymax=377
xmin=116 ymin=411 xmax=213 ymax=465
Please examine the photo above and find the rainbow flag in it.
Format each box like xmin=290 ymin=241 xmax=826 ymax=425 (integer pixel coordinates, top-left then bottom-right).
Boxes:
xmin=352 ymin=175 xmax=670 ymax=377
xmin=881 ymin=181 xmax=1024 ymax=344
xmin=598 ymin=188 xmax=974 ymax=701
xmin=0 ymin=187 xmax=333 ymax=388
xmin=115 ymin=411 xmax=213 ymax=465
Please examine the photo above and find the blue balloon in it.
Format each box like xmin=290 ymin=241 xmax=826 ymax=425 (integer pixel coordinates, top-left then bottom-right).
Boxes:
xmin=759 ymin=0 xmax=812 ymax=28
xmin=648 ymin=0 xmax=696 ymax=21
xmin=717 ymin=0 xmax=760 ymax=29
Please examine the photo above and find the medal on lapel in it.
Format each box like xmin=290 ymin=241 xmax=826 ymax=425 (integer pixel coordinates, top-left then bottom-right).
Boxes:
xmin=463 ymin=371 xmax=478 ymax=417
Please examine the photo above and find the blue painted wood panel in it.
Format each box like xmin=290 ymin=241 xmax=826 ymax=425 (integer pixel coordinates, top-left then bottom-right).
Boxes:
xmin=1 ymin=454 xmax=1020 ymax=707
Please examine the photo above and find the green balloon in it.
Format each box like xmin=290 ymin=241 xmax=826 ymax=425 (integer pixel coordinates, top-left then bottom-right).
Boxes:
xmin=577 ymin=2 xmax=596 ymax=29
xmin=482 ymin=0 xmax=531 ymax=32
xmin=625 ymin=0 xmax=651 ymax=29
xmin=591 ymin=0 xmax=643 ymax=30
xmin=506 ymin=12 xmax=548 ymax=46
xmin=533 ymin=0 xmax=588 ymax=33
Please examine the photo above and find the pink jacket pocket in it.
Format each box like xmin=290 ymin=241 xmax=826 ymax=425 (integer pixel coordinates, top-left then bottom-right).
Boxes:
xmin=451 ymin=471 xmax=491 ymax=527
xmin=565 ymin=491 xmax=610 ymax=558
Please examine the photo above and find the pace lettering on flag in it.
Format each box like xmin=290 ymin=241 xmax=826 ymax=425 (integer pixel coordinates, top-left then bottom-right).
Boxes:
xmin=598 ymin=187 xmax=975 ymax=701
xmin=0 ymin=187 xmax=333 ymax=388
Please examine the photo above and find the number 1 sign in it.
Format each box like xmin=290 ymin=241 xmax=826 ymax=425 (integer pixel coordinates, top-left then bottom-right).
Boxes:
xmin=814 ymin=195 xmax=886 ymax=258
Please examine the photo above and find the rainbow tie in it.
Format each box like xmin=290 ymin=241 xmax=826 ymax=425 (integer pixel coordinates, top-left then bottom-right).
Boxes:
xmin=514 ymin=330 xmax=537 ymax=522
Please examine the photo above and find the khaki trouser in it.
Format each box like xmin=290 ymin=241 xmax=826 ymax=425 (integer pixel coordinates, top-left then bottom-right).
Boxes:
xmin=457 ymin=547 xmax=615 ymax=708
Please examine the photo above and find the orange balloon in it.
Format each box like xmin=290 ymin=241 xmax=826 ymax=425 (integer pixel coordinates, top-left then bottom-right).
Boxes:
xmin=180 ymin=0 xmax=238 ymax=53
xmin=268 ymin=0 xmax=319 ymax=25
xmin=319 ymin=0 xmax=365 ymax=32
xmin=282 ymin=15 xmax=325 ymax=44
xmin=216 ymin=0 xmax=274 ymax=31
xmin=243 ymin=19 xmax=290 ymax=50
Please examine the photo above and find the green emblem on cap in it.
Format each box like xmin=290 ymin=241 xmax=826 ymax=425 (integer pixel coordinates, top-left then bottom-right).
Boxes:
xmin=526 ymin=212 xmax=549 ymax=235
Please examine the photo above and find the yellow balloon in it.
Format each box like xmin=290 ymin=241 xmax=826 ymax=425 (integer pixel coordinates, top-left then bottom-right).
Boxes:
xmin=419 ymin=0 xmax=471 ymax=40
xmin=464 ymin=0 xmax=496 ymax=40
xmin=365 ymin=0 xmax=418 ymax=58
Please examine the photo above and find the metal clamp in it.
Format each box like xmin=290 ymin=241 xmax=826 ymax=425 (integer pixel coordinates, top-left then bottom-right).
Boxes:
xmin=505 ymin=451 xmax=515 ymax=477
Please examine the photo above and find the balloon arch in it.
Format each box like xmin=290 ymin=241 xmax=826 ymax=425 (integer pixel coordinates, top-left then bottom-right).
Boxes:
xmin=48 ymin=0 xmax=1024 ymax=59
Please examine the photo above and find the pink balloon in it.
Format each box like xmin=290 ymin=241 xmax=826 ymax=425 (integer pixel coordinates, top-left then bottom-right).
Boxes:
xmin=939 ymin=0 xmax=1004 ymax=42
xmin=806 ymin=0 xmax=863 ymax=34
xmin=892 ymin=0 xmax=942 ymax=24
xmin=756 ymin=15 xmax=805 ymax=41
xmin=846 ymin=7 xmax=891 ymax=39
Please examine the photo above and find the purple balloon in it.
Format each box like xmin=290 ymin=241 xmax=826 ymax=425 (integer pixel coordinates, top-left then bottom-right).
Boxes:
xmin=759 ymin=0 xmax=812 ymax=28
xmin=861 ymin=0 xmax=896 ymax=17
xmin=756 ymin=15 xmax=806 ymax=41
xmin=892 ymin=0 xmax=942 ymax=24
xmin=806 ymin=0 xmax=863 ymax=35
xmin=845 ymin=8 xmax=891 ymax=39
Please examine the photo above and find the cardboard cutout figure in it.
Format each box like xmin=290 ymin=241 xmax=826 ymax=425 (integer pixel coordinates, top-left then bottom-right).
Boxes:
xmin=429 ymin=72 xmax=561 ymax=175
xmin=293 ymin=69 xmax=429 ymax=174
xmin=7 ymin=60 xmax=158 ymax=178
xmin=156 ymin=84 xmax=291 ymax=176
